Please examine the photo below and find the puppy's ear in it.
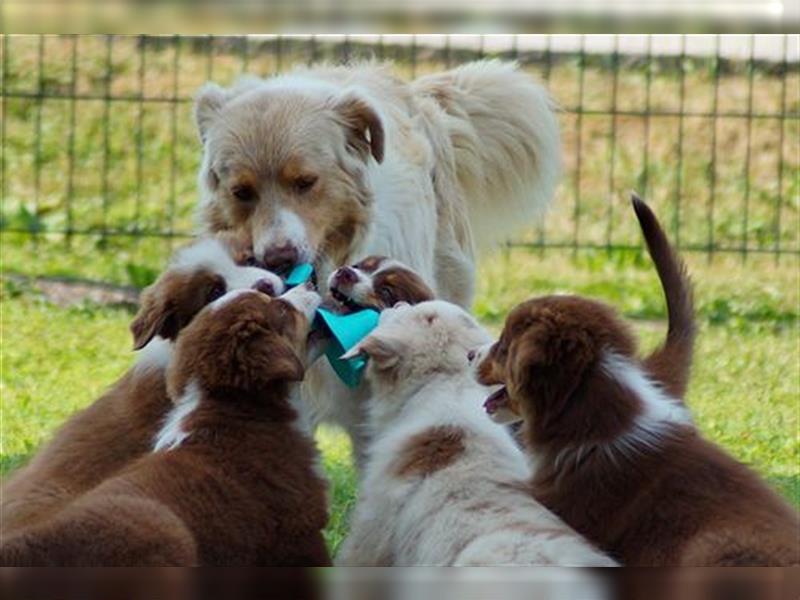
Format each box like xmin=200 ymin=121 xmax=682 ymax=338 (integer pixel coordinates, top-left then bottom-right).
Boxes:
xmin=265 ymin=339 xmax=306 ymax=383
xmin=332 ymin=89 xmax=385 ymax=164
xmin=194 ymin=82 xmax=227 ymax=143
xmin=509 ymin=325 xmax=594 ymax=414
xmin=130 ymin=291 xmax=179 ymax=350
xmin=342 ymin=332 xmax=404 ymax=371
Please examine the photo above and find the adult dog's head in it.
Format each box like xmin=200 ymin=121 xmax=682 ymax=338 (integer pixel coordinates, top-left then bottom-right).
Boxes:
xmin=474 ymin=295 xmax=637 ymax=426
xmin=193 ymin=76 xmax=385 ymax=280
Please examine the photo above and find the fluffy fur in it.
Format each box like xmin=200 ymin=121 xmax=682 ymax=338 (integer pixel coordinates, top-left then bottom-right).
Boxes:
xmin=0 ymin=235 xmax=282 ymax=536
xmin=336 ymin=301 xmax=615 ymax=567
xmin=475 ymin=197 xmax=800 ymax=566
xmin=192 ymin=61 xmax=560 ymax=457
xmin=0 ymin=286 xmax=330 ymax=566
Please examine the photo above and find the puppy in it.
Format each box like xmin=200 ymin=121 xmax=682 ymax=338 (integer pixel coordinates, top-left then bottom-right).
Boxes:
xmin=336 ymin=301 xmax=615 ymax=566
xmin=327 ymin=255 xmax=435 ymax=312
xmin=475 ymin=196 xmax=800 ymax=566
xmin=1 ymin=284 xmax=329 ymax=566
xmin=0 ymin=236 xmax=283 ymax=535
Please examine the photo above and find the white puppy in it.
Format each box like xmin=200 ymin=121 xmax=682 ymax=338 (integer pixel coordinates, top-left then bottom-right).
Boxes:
xmin=336 ymin=301 xmax=616 ymax=567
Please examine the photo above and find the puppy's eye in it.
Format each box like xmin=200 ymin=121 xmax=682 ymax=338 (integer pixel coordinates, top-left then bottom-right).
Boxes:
xmin=377 ymin=286 xmax=395 ymax=304
xmin=244 ymin=255 xmax=262 ymax=268
xmin=207 ymin=281 xmax=227 ymax=302
xmin=293 ymin=175 xmax=318 ymax=195
xmin=231 ymin=184 xmax=257 ymax=203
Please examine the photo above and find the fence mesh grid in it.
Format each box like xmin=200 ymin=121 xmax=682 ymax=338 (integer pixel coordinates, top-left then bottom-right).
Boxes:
xmin=1 ymin=34 xmax=798 ymax=269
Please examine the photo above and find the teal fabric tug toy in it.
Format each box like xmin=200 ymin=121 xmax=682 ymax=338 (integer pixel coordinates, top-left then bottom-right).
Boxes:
xmin=284 ymin=263 xmax=315 ymax=289
xmin=284 ymin=263 xmax=379 ymax=388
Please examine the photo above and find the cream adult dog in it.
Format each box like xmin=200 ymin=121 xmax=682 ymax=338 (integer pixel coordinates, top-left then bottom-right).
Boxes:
xmin=192 ymin=60 xmax=560 ymax=455
xmin=335 ymin=301 xmax=615 ymax=566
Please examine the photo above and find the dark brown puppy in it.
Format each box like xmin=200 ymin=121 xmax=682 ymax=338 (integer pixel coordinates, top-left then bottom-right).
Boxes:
xmin=0 ymin=236 xmax=282 ymax=535
xmin=476 ymin=195 xmax=800 ymax=566
xmin=327 ymin=255 xmax=435 ymax=312
xmin=1 ymin=285 xmax=329 ymax=566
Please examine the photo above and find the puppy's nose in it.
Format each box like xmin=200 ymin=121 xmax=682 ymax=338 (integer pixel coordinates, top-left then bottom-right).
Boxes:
xmin=263 ymin=244 xmax=298 ymax=275
xmin=253 ymin=278 xmax=277 ymax=297
xmin=334 ymin=267 xmax=358 ymax=286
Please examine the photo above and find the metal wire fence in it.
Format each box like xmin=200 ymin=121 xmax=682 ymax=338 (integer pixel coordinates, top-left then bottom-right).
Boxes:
xmin=1 ymin=34 xmax=798 ymax=276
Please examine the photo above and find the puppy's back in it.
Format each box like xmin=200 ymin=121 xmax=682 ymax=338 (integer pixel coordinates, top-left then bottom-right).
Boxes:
xmin=623 ymin=432 xmax=800 ymax=566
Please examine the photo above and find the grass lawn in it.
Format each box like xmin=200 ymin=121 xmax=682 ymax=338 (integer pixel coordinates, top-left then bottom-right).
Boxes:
xmin=2 ymin=246 xmax=798 ymax=555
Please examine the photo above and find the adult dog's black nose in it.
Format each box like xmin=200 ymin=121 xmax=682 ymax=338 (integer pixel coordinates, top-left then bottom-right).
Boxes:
xmin=333 ymin=267 xmax=358 ymax=286
xmin=263 ymin=244 xmax=298 ymax=275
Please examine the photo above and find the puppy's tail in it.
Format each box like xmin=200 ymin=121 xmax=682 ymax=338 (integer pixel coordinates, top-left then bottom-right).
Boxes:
xmin=632 ymin=194 xmax=696 ymax=399
xmin=412 ymin=60 xmax=561 ymax=251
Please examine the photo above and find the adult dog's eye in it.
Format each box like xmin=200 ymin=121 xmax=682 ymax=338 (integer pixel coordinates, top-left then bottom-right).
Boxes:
xmin=207 ymin=281 xmax=227 ymax=302
xmin=231 ymin=184 xmax=257 ymax=202
xmin=293 ymin=175 xmax=318 ymax=195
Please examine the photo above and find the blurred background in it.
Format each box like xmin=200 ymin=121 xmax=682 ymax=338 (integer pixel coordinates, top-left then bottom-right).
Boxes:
xmin=1 ymin=34 xmax=798 ymax=554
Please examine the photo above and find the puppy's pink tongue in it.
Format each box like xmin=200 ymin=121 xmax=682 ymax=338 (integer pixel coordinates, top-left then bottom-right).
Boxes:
xmin=483 ymin=387 xmax=508 ymax=414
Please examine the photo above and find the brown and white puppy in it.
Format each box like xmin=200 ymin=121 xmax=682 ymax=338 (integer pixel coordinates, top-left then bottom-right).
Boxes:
xmin=475 ymin=196 xmax=800 ymax=566
xmin=0 ymin=285 xmax=329 ymax=567
xmin=327 ymin=255 xmax=435 ymax=313
xmin=0 ymin=237 xmax=283 ymax=535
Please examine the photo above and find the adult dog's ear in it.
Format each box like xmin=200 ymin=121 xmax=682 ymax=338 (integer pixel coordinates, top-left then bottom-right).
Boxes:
xmin=130 ymin=289 xmax=179 ymax=350
xmin=194 ymin=82 xmax=227 ymax=144
xmin=332 ymin=89 xmax=385 ymax=164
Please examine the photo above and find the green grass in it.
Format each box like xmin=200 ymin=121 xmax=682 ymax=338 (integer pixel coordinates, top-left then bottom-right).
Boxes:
xmin=3 ymin=249 xmax=798 ymax=555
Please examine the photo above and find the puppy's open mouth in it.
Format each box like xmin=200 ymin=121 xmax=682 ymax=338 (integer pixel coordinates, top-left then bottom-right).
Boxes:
xmin=329 ymin=286 xmax=377 ymax=314
xmin=483 ymin=386 xmax=509 ymax=415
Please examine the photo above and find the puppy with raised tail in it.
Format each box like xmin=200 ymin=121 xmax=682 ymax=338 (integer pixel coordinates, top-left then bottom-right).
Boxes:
xmin=475 ymin=195 xmax=800 ymax=566
xmin=1 ymin=284 xmax=329 ymax=566
xmin=0 ymin=236 xmax=284 ymax=535
xmin=336 ymin=300 xmax=615 ymax=566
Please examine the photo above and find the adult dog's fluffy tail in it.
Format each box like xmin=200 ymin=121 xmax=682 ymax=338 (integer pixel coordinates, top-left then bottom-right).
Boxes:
xmin=632 ymin=194 xmax=696 ymax=399
xmin=412 ymin=60 xmax=561 ymax=251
